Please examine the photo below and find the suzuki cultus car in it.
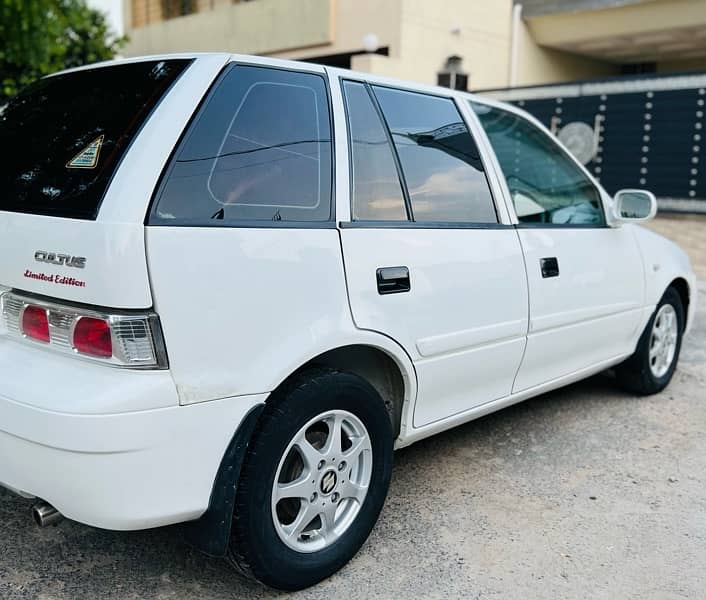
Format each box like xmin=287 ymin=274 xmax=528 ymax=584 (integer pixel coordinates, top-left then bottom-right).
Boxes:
xmin=0 ymin=54 xmax=695 ymax=590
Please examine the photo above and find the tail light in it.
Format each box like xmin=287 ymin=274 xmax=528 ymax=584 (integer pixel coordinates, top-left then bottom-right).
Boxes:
xmin=0 ymin=291 xmax=167 ymax=369
xmin=21 ymin=305 xmax=50 ymax=343
xmin=73 ymin=317 xmax=112 ymax=358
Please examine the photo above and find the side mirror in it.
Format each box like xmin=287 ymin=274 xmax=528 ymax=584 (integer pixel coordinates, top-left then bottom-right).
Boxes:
xmin=612 ymin=189 xmax=657 ymax=224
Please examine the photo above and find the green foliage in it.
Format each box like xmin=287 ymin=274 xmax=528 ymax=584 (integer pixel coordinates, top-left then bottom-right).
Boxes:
xmin=0 ymin=0 xmax=127 ymax=101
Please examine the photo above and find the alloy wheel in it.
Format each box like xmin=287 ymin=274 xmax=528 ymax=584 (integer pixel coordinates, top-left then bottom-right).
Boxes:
xmin=271 ymin=410 xmax=373 ymax=553
xmin=649 ymin=304 xmax=678 ymax=378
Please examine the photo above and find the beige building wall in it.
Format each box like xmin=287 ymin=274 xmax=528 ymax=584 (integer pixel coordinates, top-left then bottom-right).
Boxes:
xmin=514 ymin=21 xmax=619 ymax=87
xmin=126 ymin=0 xmax=335 ymax=56
xmin=525 ymin=0 xmax=706 ymax=49
xmin=129 ymin=0 xmax=162 ymax=28
xmin=504 ymin=0 xmax=706 ymax=87
xmin=128 ymin=0 xmax=252 ymax=28
xmin=393 ymin=0 xmax=512 ymax=88
xmin=124 ymin=0 xmax=513 ymax=89
xmin=284 ymin=0 xmax=513 ymax=89
xmin=275 ymin=0 xmax=404 ymax=61
xmin=123 ymin=0 xmax=706 ymax=91
xmin=126 ymin=0 xmax=403 ymax=61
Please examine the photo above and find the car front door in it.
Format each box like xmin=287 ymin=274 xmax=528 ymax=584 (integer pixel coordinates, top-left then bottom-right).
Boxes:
xmin=336 ymin=79 xmax=529 ymax=429
xmin=471 ymin=100 xmax=645 ymax=392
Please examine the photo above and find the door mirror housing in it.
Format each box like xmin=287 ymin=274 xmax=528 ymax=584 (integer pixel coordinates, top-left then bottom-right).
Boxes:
xmin=612 ymin=189 xmax=657 ymax=224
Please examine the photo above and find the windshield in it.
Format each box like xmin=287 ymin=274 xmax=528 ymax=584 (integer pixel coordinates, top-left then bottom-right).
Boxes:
xmin=0 ymin=59 xmax=191 ymax=220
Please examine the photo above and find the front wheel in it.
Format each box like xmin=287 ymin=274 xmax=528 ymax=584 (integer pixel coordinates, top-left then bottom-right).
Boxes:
xmin=229 ymin=368 xmax=393 ymax=590
xmin=615 ymin=286 xmax=684 ymax=395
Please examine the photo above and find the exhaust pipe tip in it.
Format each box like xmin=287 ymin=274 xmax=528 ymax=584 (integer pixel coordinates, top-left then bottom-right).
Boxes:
xmin=32 ymin=501 xmax=63 ymax=527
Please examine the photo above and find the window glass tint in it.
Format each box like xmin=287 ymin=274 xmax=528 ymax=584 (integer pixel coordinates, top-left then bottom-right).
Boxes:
xmin=471 ymin=102 xmax=605 ymax=226
xmin=372 ymin=87 xmax=496 ymax=223
xmin=0 ymin=59 xmax=190 ymax=220
xmin=343 ymin=81 xmax=407 ymax=221
xmin=153 ymin=65 xmax=332 ymax=224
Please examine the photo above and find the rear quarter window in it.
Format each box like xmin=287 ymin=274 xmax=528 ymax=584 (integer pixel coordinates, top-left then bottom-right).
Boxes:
xmin=150 ymin=65 xmax=333 ymax=225
xmin=0 ymin=59 xmax=191 ymax=220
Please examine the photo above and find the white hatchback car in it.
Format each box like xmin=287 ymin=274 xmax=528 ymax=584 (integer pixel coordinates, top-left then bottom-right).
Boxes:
xmin=0 ymin=54 xmax=696 ymax=590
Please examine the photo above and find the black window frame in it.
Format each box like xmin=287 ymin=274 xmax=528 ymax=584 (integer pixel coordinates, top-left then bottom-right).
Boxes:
xmin=340 ymin=79 xmax=412 ymax=222
xmin=470 ymin=100 xmax=609 ymax=230
xmin=340 ymin=78 xmax=504 ymax=229
xmin=147 ymin=62 xmax=337 ymax=229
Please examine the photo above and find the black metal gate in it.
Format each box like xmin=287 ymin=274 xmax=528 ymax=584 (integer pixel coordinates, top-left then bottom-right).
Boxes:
xmin=481 ymin=73 xmax=706 ymax=211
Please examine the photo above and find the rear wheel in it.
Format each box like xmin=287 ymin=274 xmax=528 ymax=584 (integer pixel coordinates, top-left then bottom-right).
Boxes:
xmin=228 ymin=368 xmax=393 ymax=590
xmin=615 ymin=287 xmax=684 ymax=395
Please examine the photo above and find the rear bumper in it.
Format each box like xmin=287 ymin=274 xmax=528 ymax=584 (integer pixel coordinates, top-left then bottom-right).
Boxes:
xmin=0 ymin=337 xmax=265 ymax=530
xmin=0 ymin=393 xmax=266 ymax=530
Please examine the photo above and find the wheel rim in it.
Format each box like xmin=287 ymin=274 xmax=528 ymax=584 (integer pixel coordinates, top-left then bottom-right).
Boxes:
xmin=271 ymin=410 xmax=373 ymax=553
xmin=649 ymin=304 xmax=678 ymax=379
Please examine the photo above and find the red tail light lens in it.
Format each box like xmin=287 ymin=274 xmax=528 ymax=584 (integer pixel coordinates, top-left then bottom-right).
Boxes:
xmin=21 ymin=305 xmax=50 ymax=343
xmin=73 ymin=317 xmax=112 ymax=358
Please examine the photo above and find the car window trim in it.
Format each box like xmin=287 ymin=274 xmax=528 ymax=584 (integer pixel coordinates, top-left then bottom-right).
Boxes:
xmin=514 ymin=222 xmax=609 ymax=229
xmin=340 ymin=79 xmax=412 ymax=222
xmin=147 ymin=61 xmax=336 ymax=227
xmin=468 ymin=98 xmax=609 ymax=230
xmin=339 ymin=220 xmax=513 ymax=230
xmin=147 ymin=220 xmax=338 ymax=229
xmin=452 ymin=94 xmax=515 ymax=225
xmin=364 ymin=82 xmax=415 ymax=221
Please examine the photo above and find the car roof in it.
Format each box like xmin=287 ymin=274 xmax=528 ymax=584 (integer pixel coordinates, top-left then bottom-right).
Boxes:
xmin=46 ymin=51 xmax=534 ymax=131
xmin=48 ymin=52 xmax=486 ymax=100
xmin=46 ymin=52 xmax=232 ymax=78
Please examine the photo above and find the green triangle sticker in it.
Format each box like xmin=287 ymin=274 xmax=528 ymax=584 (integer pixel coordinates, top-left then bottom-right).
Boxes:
xmin=67 ymin=135 xmax=104 ymax=169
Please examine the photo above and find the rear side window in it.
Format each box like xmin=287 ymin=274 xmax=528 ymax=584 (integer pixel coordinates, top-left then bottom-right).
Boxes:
xmin=0 ymin=60 xmax=190 ymax=220
xmin=372 ymin=86 xmax=497 ymax=224
xmin=342 ymin=81 xmax=408 ymax=221
xmin=152 ymin=65 xmax=333 ymax=224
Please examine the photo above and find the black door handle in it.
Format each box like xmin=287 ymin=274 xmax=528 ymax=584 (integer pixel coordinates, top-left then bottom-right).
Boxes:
xmin=376 ymin=266 xmax=410 ymax=295
xmin=540 ymin=257 xmax=559 ymax=278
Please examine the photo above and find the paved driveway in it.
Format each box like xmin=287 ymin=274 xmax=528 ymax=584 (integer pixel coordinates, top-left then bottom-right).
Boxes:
xmin=2 ymin=216 xmax=705 ymax=599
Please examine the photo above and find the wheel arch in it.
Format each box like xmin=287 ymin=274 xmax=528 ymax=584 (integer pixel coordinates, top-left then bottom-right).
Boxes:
xmin=183 ymin=337 xmax=417 ymax=557
xmin=279 ymin=343 xmax=411 ymax=438
xmin=669 ymin=277 xmax=690 ymax=331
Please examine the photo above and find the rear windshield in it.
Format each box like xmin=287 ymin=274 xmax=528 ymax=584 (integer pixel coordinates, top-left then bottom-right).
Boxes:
xmin=0 ymin=59 xmax=191 ymax=220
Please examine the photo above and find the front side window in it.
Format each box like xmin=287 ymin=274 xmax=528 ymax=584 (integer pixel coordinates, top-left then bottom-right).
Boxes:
xmin=471 ymin=102 xmax=605 ymax=226
xmin=152 ymin=65 xmax=332 ymax=224
xmin=373 ymin=86 xmax=497 ymax=223
xmin=342 ymin=81 xmax=408 ymax=221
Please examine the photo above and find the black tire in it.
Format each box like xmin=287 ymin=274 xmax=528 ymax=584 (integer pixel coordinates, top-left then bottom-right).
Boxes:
xmin=615 ymin=286 xmax=684 ymax=395
xmin=228 ymin=368 xmax=394 ymax=591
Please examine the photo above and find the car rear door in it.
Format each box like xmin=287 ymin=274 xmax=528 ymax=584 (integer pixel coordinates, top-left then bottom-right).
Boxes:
xmin=471 ymin=100 xmax=645 ymax=392
xmin=335 ymin=78 xmax=529 ymax=428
